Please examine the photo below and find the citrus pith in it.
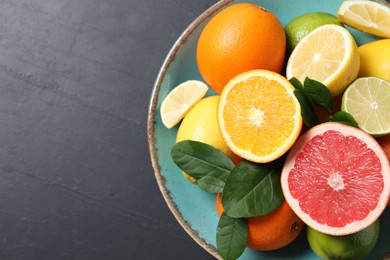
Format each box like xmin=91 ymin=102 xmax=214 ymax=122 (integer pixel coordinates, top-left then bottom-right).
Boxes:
xmin=217 ymin=70 xmax=302 ymax=163
xmin=286 ymin=24 xmax=360 ymax=96
xmin=160 ymin=80 xmax=208 ymax=128
xmin=285 ymin=12 xmax=343 ymax=54
xmin=281 ymin=122 xmax=390 ymax=236
xmin=337 ymin=0 xmax=390 ymax=38
xmin=341 ymin=77 xmax=390 ymax=137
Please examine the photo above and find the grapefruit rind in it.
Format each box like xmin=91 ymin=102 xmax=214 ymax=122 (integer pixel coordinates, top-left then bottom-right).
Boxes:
xmin=281 ymin=122 xmax=390 ymax=236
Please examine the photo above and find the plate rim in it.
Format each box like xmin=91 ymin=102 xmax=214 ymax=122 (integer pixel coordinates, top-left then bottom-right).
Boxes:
xmin=147 ymin=0 xmax=234 ymax=258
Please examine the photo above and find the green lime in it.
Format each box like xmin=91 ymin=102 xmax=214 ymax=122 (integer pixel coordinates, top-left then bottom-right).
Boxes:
xmin=341 ymin=76 xmax=390 ymax=137
xmin=307 ymin=220 xmax=380 ymax=260
xmin=285 ymin=12 xmax=343 ymax=54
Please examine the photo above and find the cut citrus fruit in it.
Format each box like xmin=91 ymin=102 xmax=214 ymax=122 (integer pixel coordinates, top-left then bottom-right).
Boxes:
xmin=337 ymin=0 xmax=390 ymax=38
xmin=281 ymin=122 xmax=390 ymax=236
xmin=217 ymin=70 xmax=302 ymax=163
xmin=285 ymin=12 xmax=343 ymax=54
xmin=286 ymin=24 xmax=360 ymax=96
xmin=341 ymin=77 xmax=390 ymax=136
xmin=160 ymin=80 xmax=208 ymax=128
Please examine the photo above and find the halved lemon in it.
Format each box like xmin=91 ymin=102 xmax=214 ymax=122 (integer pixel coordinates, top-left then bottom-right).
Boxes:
xmin=160 ymin=80 xmax=208 ymax=128
xmin=217 ymin=70 xmax=302 ymax=163
xmin=286 ymin=24 xmax=360 ymax=96
xmin=338 ymin=0 xmax=390 ymax=38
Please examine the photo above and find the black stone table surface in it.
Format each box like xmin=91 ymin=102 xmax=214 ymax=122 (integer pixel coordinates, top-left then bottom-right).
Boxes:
xmin=0 ymin=0 xmax=214 ymax=259
xmin=3 ymin=0 xmax=390 ymax=259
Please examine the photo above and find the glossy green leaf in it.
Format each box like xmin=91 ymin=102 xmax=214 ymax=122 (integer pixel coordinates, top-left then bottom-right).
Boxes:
xmin=289 ymin=77 xmax=304 ymax=91
xmin=170 ymin=140 xmax=234 ymax=181
xmin=329 ymin=111 xmax=358 ymax=127
xmin=222 ymin=160 xmax=284 ymax=218
xmin=197 ymin=176 xmax=225 ymax=193
xmin=216 ymin=213 xmax=248 ymax=260
xmin=294 ymin=88 xmax=320 ymax=127
xmin=304 ymin=77 xmax=333 ymax=113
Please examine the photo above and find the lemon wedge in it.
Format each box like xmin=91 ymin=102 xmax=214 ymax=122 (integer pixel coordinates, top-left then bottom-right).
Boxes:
xmin=160 ymin=80 xmax=208 ymax=129
xmin=338 ymin=0 xmax=390 ymax=38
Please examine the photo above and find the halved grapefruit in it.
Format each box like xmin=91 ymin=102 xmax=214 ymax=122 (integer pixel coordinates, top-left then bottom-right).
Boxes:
xmin=281 ymin=122 xmax=390 ymax=236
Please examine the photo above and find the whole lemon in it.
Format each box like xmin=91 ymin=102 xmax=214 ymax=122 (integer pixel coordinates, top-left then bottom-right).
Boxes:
xmin=358 ymin=39 xmax=390 ymax=82
xmin=285 ymin=12 xmax=343 ymax=54
xmin=307 ymin=220 xmax=380 ymax=260
xmin=176 ymin=96 xmax=239 ymax=183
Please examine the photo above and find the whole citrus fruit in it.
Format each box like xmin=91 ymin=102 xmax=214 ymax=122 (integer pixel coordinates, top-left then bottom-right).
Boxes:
xmin=358 ymin=39 xmax=390 ymax=82
xmin=215 ymin=194 xmax=304 ymax=251
xmin=307 ymin=220 xmax=380 ymax=260
xmin=285 ymin=12 xmax=343 ymax=54
xmin=281 ymin=122 xmax=390 ymax=236
xmin=176 ymin=96 xmax=240 ymax=183
xmin=196 ymin=3 xmax=286 ymax=94
xmin=215 ymin=193 xmax=224 ymax=216
xmin=247 ymin=201 xmax=304 ymax=251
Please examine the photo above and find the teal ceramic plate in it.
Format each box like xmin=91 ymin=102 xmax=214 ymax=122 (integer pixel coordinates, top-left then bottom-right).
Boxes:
xmin=148 ymin=0 xmax=390 ymax=258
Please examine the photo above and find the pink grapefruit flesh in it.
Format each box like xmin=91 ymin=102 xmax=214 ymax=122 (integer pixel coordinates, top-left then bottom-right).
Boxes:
xmin=281 ymin=122 xmax=390 ymax=236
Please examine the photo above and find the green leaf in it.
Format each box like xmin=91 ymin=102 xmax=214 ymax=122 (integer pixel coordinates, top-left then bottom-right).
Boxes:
xmin=304 ymin=77 xmax=333 ymax=113
xmin=222 ymin=160 xmax=284 ymax=218
xmin=197 ymin=176 xmax=225 ymax=193
xmin=216 ymin=213 xmax=248 ymax=260
xmin=329 ymin=111 xmax=359 ymax=127
xmin=289 ymin=77 xmax=304 ymax=91
xmin=294 ymin=88 xmax=320 ymax=127
xmin=170 ymin=140 xmax=234 ymax=181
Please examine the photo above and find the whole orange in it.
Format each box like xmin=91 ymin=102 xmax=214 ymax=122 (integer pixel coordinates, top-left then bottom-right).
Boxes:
xmin=215 ymin=194 xmax=304 ymax=251
xmin=216 ymin=193 xmax=224 ymax=216
xmin=196 ymin=3 xmax=286 ymax=94
xmin=247 ymin=201 xmax=304 ymax=251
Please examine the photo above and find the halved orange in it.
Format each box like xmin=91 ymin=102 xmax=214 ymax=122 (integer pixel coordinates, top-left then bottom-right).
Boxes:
xmin=217 ymin=70 xmax=302 ymax=163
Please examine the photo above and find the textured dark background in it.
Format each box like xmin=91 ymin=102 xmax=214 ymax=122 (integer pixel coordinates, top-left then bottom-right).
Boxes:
xmin=3 ymin=0 xmax=390 ymax=259
xmin=0 ymin=0 xmax=214 ymax=259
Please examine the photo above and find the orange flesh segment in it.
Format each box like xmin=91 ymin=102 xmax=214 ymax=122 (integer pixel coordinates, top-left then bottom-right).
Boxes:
xmin=223 ymin=76 xmax=298 ymax=157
